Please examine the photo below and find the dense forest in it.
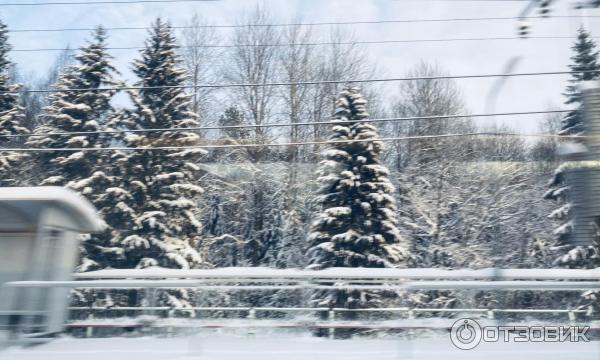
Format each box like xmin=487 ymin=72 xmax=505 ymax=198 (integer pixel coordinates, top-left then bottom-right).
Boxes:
xmin=0 ymin=7 xmax=599 ymax=314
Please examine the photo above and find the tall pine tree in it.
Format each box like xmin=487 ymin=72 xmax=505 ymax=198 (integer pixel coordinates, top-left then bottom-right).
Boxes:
xmin=306 ymin=88 xmax=408 ymax=320
xmin=0 ymin=20 xmax=29 ymax=186
xmin=27 ymin=27 xmax=119 ymax=185
xmin=26 ymin=27 xmax=124 ymax=272
xmin=545 ymin=27 xmax=600 ymax=267
xmin=115 ymin=18 xmax=205 ymax=281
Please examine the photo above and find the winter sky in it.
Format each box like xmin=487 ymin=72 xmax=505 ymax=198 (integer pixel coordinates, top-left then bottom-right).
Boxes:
xmin=0 ymin=0 xmax=599 ymax=133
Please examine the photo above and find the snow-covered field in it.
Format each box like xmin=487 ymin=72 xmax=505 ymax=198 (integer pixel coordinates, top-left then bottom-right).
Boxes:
xmin=1 ymin=336 xmax=599 ymax=360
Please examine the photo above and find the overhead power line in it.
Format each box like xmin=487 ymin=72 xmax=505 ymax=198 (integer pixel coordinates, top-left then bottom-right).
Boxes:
xmin=3 ymin=70 xmax=592 ymax=94
xmin=0 ymin=0 xmax=217 ymax=6
xmin=11 ymin=36 xmax=591 ymax=53
xmin=6 ymin=15 xmax=598 ymax=33
xmin=0 ymin=132 xmax=578 ymax=152
xmin=0 ymin=110 xmax=569 ymax=140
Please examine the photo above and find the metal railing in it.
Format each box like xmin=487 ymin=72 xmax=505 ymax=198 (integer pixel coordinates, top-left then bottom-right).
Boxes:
xmin=2 ymin=267 xmax=600 ymax=341
xmin=64 ymin=305 xmax=594 ymax=338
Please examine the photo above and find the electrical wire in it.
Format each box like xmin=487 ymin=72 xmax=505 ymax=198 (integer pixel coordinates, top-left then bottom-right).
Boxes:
xmin=6 ymin=15 xmax=599 ymax=33
xmin=11 ymin=36 xmax=593 ymax=53
xmin=0 ymin=132 xmax=579 ymax=152
xmin=0 ymin=109 xmax=570 ymax=140
xmin=0 ymin=0 xmax=217 ymax=6
xmin=3 ymin=70 xmax=593 ymax=94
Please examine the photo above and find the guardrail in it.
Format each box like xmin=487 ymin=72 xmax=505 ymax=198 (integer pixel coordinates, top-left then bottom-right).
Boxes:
xmin=8 ymin=279 xmax=600 ymax=290
xmin=2 ymin=267 xmax=600 ymax=341
xmin=65 ymin=306 xmax=592 ymax=338
xmin=72 ymin=267 xmax=600 ymax=281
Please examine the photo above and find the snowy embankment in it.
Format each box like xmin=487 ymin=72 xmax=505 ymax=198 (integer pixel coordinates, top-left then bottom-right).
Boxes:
xmin=1 ymin=336 xmax=599 ymax=360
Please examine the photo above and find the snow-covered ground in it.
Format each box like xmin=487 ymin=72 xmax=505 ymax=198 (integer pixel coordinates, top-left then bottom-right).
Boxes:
xmin=1 ymin=336 xmax=599 ymax=360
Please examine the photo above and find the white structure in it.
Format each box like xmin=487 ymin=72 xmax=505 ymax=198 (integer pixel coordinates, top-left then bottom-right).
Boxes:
xmin=0 ymin=187 xmax=103 ymax=338
xmin=566 ymin=82 xmax=600 ymax=246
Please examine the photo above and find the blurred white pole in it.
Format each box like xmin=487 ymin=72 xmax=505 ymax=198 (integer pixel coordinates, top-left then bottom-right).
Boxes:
xmin=485 ymin=57 xmax=523 ymax=130
xmin=581 ymin=5 xmax=590 ymax=29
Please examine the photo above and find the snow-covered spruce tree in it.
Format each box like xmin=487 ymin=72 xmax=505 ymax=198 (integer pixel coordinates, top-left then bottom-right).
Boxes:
xmin=0 ymin=20 xmax=29 ymax=187
xmin=544 ymin=27 xmax=600 ymax=268
xmin=307 ymin=88 xmax=407 ymax=271
xmin=306 ymin=89 xmax=408 ymax=334
xmin=115 ymin=19 xmax=205 ymax=309
xmin=25 ymin=27 xmax=126 ymax=274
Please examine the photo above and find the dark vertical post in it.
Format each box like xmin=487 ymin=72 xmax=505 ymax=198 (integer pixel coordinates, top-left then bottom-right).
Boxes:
xmin=569 ymin=81 xmax=600 ymax=247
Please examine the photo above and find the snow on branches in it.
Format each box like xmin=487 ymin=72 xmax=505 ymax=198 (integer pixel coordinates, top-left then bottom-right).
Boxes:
xmin=113 ymin=19 xmax=205 ymax=279
xmin=0 ymin=20 xmax=28 ymax=186
xmin=307 ymin=88 xmax=409 ymax=273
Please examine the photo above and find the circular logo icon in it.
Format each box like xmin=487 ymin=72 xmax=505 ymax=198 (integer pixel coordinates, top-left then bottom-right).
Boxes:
xmin=450 ymin=318 xmax=482 ymax=350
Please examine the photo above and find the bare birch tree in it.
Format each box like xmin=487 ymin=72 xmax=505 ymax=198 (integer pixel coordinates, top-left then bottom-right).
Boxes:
xmin=223 ymin=6 xmax=280 ymax=162
xmin=180 ymin=13 xmax=221 ymax=128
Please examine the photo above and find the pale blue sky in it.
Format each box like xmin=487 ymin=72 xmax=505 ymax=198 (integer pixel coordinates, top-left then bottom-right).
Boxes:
xmin=0 ymin=0 xmax=599 ymax=132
